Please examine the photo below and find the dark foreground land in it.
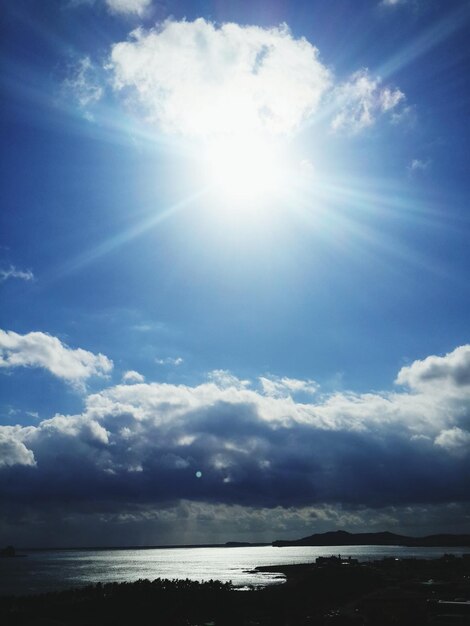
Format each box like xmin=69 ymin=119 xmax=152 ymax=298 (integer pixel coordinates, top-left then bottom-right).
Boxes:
xmin=1 ymin=554 xmax=469 ymax=625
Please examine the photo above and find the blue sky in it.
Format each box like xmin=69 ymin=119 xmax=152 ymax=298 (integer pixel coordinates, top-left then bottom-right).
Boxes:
xmin=1 ymin=0 xmax=469 ymax=546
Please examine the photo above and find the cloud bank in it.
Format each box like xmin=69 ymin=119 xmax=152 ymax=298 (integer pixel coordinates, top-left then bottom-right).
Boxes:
xmin=1 ymin=345 xmax=469 ymax=537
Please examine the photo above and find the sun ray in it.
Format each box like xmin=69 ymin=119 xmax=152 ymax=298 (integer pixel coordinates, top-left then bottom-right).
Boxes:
xmin=42 ymin=188 xmax=208 ymax=285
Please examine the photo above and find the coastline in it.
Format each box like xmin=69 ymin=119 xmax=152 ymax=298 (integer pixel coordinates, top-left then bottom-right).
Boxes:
xmin=1 ymin=554 xmax=469 ymax=625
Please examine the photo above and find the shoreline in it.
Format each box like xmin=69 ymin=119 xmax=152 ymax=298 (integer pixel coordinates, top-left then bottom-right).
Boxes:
xmin=1 ymin=555 xmax=469 ymax=624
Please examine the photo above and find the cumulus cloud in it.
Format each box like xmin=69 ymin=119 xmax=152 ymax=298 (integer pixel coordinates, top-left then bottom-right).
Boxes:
xmin=1 ymin=345 xmax=469 ymax=517
xmin=331 ymin=69 xmax=405 ymax=133
xmin=435 ymin=427 xmax=470 ymax=456
xmin=109 ymin=18 xmax=333 ymax=136
xmin=0 ymin=265 xmax=34 ymax=283
xmin=0 ymin=429 xmax=36 ymax=468
xmin=122 ymin=370 xmax=145 ymax=383
xmin=105 ymin=0 xmax=151 ymax=16
xmin=0 ymin=329 xmax=113 ymax=387
xmin=62 ymin=18 xmax=406 ymax=138
xmin=396 ymin=345 xmax=470 ymax=390
xmin=1 ymin=344 xmax=468 ymax=544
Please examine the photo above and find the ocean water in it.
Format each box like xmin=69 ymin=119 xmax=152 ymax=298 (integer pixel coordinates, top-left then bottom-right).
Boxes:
xmin=0 ymin=545 xmax=468 ymax=596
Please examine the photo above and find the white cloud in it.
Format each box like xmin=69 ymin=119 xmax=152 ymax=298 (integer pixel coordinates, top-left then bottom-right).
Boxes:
xmin=331 ymin=69 xmax=405 ymax=134
xmin=396 ymin=345 xmax=470 ymax=390
xmin=63 ymin=19 xmax=406 ymax=139
xmin=259 ymin=376 xmax=318 ymax=398
xmin=0 ymin=429 xmax=36 ymax=468
xmin=435 ymin=427 xmax=470 ymax=456
xmin=0 ymin=265 xmax=34 ymax=283
xmin=390 ymin=105 xmax=416 ymax=126
xmin=0 ymin=329 xmax=113 ymax=387
xmin=38 ymin=413 xmax=110 ymax=445
xmin=122 ymin=370 xmax=145 ymax=383
xmin=382 ymin=0 xmax=405 ymax=5
xmin=408 ymin=158 xmax=431 ymax=173
xmin=109 ymin=18 xmax=333 ymax=136
xmin=208 ymin=369 xmax=250 ymax=390
xmin=63 ymin=56 xmax=103 ymax=109
xmin=105 ymin=0 xmax=151 ymax=16
xmin=156 ymin=356 xmax=184 ymax=366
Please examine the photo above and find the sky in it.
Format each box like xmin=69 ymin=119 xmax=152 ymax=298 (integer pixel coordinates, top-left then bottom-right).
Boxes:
xmin=1 ymin=0 xmax=469 ymax=547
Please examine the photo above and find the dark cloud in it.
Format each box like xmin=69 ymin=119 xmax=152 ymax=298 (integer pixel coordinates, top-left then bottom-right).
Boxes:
xmin=1 ymin=347 xmax=470 ymax=543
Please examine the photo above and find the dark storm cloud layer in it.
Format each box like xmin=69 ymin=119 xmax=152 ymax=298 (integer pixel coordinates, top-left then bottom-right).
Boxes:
xmin=1 ymin=345 xmax=470 ymax=520
xmin=2 ymin=420 xmax=467 ymax=509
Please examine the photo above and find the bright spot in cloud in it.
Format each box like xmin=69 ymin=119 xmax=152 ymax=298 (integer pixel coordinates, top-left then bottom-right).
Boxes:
xmin=107 ymin=18 xmax=406 ymax=212
xmin=110 ymin=19 xmax=332 ymax=137
xmin=109 ymin=19 xmax=332 ymax=209
xmin=195 ymin=471 xmax=202 ymax=479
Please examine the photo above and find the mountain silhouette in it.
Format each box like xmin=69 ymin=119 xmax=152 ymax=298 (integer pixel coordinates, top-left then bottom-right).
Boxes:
xmin=272 ymin=530 xmax=470 ymax=547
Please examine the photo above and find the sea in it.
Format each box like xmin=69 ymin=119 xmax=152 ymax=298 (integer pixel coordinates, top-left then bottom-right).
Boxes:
xmin=1 ymin=545 xmax=468 ymax=597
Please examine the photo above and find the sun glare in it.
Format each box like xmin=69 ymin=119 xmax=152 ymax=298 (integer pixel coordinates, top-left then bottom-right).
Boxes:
xmin=201 ymin=135 xmax=290 ymax=211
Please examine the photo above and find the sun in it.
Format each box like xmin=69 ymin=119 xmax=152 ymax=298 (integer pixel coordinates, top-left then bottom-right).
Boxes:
xmin=200 ymin=134 xmax=290 ymax=212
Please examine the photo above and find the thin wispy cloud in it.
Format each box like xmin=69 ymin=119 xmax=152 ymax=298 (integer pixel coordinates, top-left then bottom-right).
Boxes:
xmin=156 ymin=356 xmax=184 ymax=366
xmin=381 ymin=0 xmax=407 ymax=6
xmin=331 ymin=69 xmax=405 ymax=134
xmin=408 ymin=158 xmax=431 ymax=174
xmin=105 ymin=0 xmax=151 ymax=16
xmin=68 ymin=0 xmax=151 ymax=16
xmin=63 ymin=56 xmax=103 ymax=109
xmin=0 ymin=265 xmax=34 ymax=283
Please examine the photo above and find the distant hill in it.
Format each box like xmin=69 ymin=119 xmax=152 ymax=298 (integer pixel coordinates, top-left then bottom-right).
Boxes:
xmin=272 ymin=530 xmax=470 ymax=547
